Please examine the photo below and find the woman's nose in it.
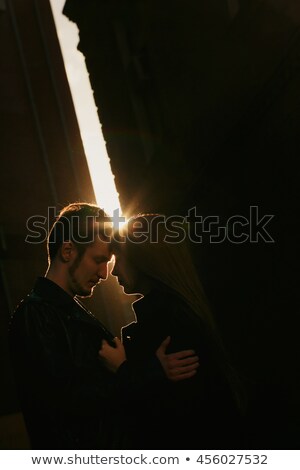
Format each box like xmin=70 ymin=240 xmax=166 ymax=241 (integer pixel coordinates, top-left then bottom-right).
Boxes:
xmin=111 ymin=265 xmax=117 ymax=277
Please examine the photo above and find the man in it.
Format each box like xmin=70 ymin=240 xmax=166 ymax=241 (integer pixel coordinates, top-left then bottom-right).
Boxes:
xmin=9 ymin=203 xmax=199 ymax=450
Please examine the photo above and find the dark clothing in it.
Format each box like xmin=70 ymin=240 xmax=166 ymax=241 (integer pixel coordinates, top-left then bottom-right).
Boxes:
xmin=121 ymin=289 xmax=244 ymax=450
xmin=9 ymin=277 xmax=120 ymax=449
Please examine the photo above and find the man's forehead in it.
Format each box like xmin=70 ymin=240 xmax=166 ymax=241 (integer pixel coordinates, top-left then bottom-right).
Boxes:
xmin=89 ymin=236 xmax=112 ymax=256
xmin=93 ymin=220 xmax=113 ymax=236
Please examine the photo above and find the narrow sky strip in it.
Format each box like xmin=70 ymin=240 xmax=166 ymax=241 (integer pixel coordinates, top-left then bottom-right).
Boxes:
xmin=49 ymin=0 xmax=121 ymax=216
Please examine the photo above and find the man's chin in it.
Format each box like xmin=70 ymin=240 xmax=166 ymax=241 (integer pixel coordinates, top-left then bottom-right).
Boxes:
xmin=77 ymin=287 xmax=94 ymax=298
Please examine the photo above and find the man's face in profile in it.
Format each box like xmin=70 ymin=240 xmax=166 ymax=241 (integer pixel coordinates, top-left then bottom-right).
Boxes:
xmin=68 ymin=235 xmax=112 ymax=297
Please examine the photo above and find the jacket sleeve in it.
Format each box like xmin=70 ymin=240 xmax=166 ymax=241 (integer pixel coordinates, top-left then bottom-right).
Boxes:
xmin=115 ymin=355 xmax=166 ymax=392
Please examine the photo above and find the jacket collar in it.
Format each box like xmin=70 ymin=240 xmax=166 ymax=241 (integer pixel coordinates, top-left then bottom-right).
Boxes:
xmin=31 ymin=277 xmax=74 ymax=307
xmin=30 ymin=278 xmax=114 ymax=339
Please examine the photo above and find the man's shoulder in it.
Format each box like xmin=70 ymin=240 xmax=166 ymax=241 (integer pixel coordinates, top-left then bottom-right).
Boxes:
xmin=14 ymin=287 xmax=51 ymax=309
xmin=11 ymin=289 xmax=60 ymax=327
xmin=13 ymin=277 xmax=73 ymax=316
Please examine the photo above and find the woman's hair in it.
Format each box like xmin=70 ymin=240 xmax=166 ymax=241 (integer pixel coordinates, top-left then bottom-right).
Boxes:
xmin=114 ymin=213 xmax=216 ymax=331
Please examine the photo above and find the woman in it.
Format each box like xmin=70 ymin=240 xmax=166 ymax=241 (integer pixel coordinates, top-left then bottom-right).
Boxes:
xmin=100 ymin=214 xmax=246 ymax=449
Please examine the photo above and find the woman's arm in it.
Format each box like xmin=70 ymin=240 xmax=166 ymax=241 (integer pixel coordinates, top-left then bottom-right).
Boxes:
xmin=99 ymin=336 xmax=199 ymax=381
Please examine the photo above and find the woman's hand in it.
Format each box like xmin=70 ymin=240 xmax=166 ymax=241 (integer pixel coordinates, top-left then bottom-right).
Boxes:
xmin=99 ymin=337 xmax=127 ymax=373
xmin=156 ymin=336 xmax=200 ymax=382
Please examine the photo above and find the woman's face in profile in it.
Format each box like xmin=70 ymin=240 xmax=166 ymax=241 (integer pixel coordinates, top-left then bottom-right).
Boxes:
xmin=111 ymin=247 xmax=141 ymax=295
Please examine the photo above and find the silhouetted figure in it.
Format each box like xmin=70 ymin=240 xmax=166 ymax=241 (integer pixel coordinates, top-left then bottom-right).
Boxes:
xmin=100 ymin=214 xmax=246 ymax=450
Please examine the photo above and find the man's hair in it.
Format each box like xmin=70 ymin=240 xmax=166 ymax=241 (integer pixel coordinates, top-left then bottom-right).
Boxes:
xmin=47 ymin=202 xmax=111 ymax=263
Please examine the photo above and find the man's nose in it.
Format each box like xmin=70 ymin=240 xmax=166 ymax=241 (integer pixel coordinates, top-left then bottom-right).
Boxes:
xmin=98 ymin=263 xmax=108 ymax=280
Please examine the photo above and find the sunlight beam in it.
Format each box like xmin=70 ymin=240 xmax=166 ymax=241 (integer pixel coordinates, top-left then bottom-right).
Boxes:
xmin=49 ymin=0 xmax=121 ymax=216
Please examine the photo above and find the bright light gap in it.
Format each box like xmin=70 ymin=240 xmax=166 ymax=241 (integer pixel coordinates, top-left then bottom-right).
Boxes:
xmin=49 ymin=0 xmax=121 ymax=217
